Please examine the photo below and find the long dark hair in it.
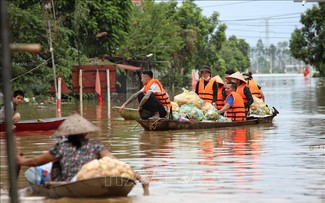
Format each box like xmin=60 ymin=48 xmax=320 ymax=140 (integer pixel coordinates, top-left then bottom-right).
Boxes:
xmin=67 ymin=134 xmax=86 ymax=149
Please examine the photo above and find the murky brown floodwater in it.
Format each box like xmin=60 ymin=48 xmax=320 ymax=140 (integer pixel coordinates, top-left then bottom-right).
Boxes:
xmin=1 ymin=74 xmax=324 ymax=203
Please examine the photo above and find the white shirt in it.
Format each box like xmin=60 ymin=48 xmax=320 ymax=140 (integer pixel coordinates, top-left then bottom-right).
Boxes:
xmin=140 ymin=83 xmax=161 ymax=93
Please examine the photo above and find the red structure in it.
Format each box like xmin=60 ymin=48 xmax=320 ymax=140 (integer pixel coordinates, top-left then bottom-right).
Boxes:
xmin=72 ymin=65 xmax=117 ymax=93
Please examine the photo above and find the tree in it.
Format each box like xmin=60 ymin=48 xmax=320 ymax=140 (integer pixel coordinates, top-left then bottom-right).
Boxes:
xmin=219 ymin=36 xmax=250 ymax=73
xmin=290 ymin=3 xmax=325 ymax=76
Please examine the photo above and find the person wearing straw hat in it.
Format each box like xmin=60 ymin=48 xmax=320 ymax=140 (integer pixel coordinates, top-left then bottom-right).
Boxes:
xmin=242 ymin=72 xmax=265 ymax=102
xmin=16 ymin=113 xmax=149 ymax=188
xmin=226 ymin=71 xmax=253 ymax=114
xmin=195 ymin=66 xmax=218 ymax=105
xmin=211 ymin=75 xmax=226 ymax=110
xmin=217 ymin=82 xmax=246 ymax=121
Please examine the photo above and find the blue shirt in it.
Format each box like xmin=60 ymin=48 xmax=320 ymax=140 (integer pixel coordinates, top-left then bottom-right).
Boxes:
xmin=226 ymin=95 xmax=234 ymax=107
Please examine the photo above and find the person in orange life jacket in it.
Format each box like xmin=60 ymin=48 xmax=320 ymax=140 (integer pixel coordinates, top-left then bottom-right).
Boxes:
xmin=226 ymin=71 xmax=253 ymax=111
xmin=242 ymin=72 xmax=265 ymax=102
xmin=119 ymin=70 xmax=171 ymax=119
xmin=195 ymin=66 xmax=218 ymax=105
xmin=211 ymin=75 xmax=226 ymax=110
xmin=217 ymin=82 xmax=246 ymax=121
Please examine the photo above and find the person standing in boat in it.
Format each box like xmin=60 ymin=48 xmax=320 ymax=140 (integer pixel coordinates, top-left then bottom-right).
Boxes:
xmin=242 ymin=72 xmax=265 ymax=102
xmin=226 ymin=72 xmax=253 ymax=114
xmin=195 ymin=66 xmax=218 ymax=105
xmin=0 ymin=90 xmax=24 ymax=123
xmin=217 ymin=82 xmax=246 ymax=121
xmin=16 ymin=113 xmax=149 ymax=187
xmin=211 ymin=75 xmax=226 ymax=110
xmin=119 ymin=70 xmax=171 ymax=119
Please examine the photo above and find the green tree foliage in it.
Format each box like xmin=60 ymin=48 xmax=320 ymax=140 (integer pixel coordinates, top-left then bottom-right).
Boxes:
xmin=219 ymin=36 xmax=250 ymax=73
xmin=5 ymin=0 xmax=251 ymax=95
xmin=290 ymin=3 xmax=325 ymax=76
xmin=5 ymin=0 xmax=133 ymax=96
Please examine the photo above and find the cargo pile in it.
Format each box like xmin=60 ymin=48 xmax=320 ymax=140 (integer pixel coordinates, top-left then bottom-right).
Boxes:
xmin=249 ymin=96 xmax=272 ymax=116
xmin=75 ymin=157 xmax=136 ymax=181
xmin=172 ymin=89 xmax=231 ymax=122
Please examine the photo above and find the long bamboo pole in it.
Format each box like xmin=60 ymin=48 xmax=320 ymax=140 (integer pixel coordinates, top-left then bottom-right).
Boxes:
xmin=1 ymin=1 xmax=19 ymax=202
xmin=106 ymin=69 xmax=111 ymax=118
xmin=79 ymin=69 xmax=83 ymax=116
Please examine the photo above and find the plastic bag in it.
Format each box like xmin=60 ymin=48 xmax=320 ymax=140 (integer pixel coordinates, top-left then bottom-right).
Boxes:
xmin=179 ymin=104 xmax=205 ymax=121
xmin=174 ymin=88 xmax=204 ymax=108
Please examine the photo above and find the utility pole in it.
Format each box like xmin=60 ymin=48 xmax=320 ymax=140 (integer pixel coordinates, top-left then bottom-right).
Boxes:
xmin=264 ymin=17 xmax=272 ymax=73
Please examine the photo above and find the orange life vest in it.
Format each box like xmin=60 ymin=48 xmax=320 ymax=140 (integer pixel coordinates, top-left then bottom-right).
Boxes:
xmin=225 ymin=92 xmax=246 ymax=121
xmin=143 ymin=79 xmax=171 ymax=108
xmin=236 ymin=83 xmax=247 ymax=104
xmin=216 ymin=86 xmax=225 ymax=110
xmin=247 ymin=79 xmax=262 ymax=99
xmin=198 ymin=79 xmax=215 ymax=103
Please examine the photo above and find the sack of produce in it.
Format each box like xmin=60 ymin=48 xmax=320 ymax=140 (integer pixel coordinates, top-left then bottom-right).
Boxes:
xmin=218 ymin=115 xmax=232 ymax=122
xmin=174 ymin=88 xmax=204 ymax=108
xmin=249 ymin=96 xmax=272 ymax=116
xmin=75 ymin=157 xmax=136 ymax=181
xmin=171 ymin=101 xmax=180 ymax=112
xmin=204 ymin=108 xmax=219 ymax=121
xmin=201 ymin=102 xmax=216 ymax=114
xmin=179 ymin=104 xmax=205 ymax=121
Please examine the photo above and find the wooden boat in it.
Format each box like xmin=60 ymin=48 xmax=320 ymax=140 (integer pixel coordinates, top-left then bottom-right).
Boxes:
xmin=0 ymin=117 xmax=65 ymax=132
xmin=24 ymin=167 xmax=136 ymax=198
xmin=112 ymin=106 xmax=139 ymax=120
xmin=137 ymin=109 xmax=278 ymax=131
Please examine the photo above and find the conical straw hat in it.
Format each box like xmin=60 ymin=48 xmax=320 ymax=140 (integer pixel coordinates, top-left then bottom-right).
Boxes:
xmin=52 ymin=113 xmax=100 ymax=137
xmin=212 ymin=75 xmax=224 ymax=84
xmin=226 ymin=71 xmax=246 ymax=83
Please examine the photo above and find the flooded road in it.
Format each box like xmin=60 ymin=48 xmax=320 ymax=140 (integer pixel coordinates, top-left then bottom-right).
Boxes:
xmin=1 ymin=74 xmax=324 ymax=203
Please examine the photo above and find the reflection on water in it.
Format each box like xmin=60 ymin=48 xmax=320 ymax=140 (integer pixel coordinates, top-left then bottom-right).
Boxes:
xmin=0 ymin=74 xmax=324 ymax=203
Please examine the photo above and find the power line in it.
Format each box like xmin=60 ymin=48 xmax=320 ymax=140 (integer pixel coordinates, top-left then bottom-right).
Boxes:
xmin=228 ymin=29 xmax=295 ymax=34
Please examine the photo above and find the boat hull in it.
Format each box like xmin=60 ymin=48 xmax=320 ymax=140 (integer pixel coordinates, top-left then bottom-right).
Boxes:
xmin=137 ymin=113 xmax=277 ymax=131
xmin=0 ymin=118 xmax=65 ymax=132
xmin=25 ymin=167 xmax=135 ymax=198
xmin=112 ymin=106 xmax=139 ymax=120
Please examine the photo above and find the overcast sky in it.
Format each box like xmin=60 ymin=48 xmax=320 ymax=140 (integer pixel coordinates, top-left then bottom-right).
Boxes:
xmin=164 ymin=0 xmax=319 ymax=47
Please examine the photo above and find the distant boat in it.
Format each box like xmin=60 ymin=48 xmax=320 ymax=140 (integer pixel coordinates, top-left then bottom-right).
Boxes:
xmin=112 ymin=106 xmax=139 ymax=120
xmin=24 ymin=167 xmax=135 ymax=198
xmin=0 ymin=117 xmax=65 ymax=132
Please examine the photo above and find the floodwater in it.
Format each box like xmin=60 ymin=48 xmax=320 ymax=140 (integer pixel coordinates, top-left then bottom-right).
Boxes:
xmin=0 ymin=74 xmax=324 ymax=203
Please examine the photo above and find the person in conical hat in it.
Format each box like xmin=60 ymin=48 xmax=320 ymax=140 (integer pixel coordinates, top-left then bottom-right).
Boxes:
xmin=16 ymin=113 xmax=150 ymax=189
xmin=195 ymin=65 xmax=218 ymax=105
xmin=226 ymin=71 xmax=253 ymax=113
xmin=212 ymin=75 xmax=226 ymax=110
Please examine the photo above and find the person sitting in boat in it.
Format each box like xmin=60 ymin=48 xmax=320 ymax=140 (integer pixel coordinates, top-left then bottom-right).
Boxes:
xmin=217 ymin=82 xmax=246 ymax=121
xmin=195 ymin=66 xmax=218 ymax=105
xmin=212 ymin=75 xmax=226 ymax=110
xmin=119 ymin=70 xmax=171 ymax=119
xmin=226 ymin=72 xmax=253 ymax=114
xmin=0 ymin=90 xmax=24 ymax=123
xmin=242 ymin=72 xmax=265 ymax=102
xmin=16 ymin=113 xmax=149 ymax=187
